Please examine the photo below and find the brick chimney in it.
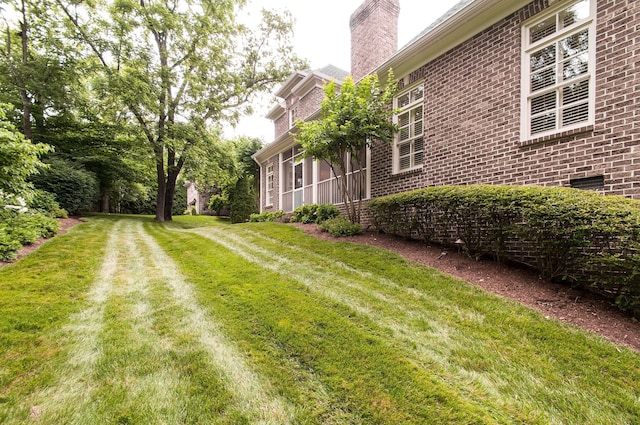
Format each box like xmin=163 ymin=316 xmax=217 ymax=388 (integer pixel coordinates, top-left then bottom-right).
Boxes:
xmin=350 ymin=0 xmax=400 ymax=81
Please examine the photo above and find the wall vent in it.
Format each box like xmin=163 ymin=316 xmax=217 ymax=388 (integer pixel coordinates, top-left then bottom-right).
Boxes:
xmin=570 ymin=175 xmax=605 ymax=191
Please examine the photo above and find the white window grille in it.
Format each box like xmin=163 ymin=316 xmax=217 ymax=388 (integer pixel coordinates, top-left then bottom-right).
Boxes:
xmin=394 ymin=84 xmax=424 ymax=172
xmin=521 ymin=0 xmax=595 ymax=140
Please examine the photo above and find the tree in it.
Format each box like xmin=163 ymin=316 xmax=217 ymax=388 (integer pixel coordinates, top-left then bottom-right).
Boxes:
xmin=295 ymin=71 xmax=398 ymax=223
xmin=0 ymin=103 xmax=50 ymax=201
xmin=56 ymin=0 xmax=306 ymax=221
xmin=0 ymin=0 xmax=82 ymax=139
xmin=39 ymin=117 xmax=153 ymax=213
xmin=234 ymin=136 xmax=262 ymax=194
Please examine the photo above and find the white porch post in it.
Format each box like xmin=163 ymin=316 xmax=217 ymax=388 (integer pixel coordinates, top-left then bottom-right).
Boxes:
xmin=278 ymin=152 xmax=283 ymax=209
xmin=258 ymin=164 xmax=264 ymax=213
xmin=312 ymin=160 xmax=318 ymax=204
xmin=366 ymin=146 xmax=371 ymax=200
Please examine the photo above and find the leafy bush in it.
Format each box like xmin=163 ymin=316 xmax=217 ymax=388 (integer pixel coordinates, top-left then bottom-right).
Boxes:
xmin=368 ymin=185 xmax=640 ymax=314
xmin=0 ymin=207 xmax=60 ymax=261
xmin=0 ymin=233 xmax=21 ymax=261
xmin=28 ymin=190 xmax=68 ymax=218
xmin=208 ymin=194 xmax=227 ymax=214
xmin=290 ymin=203 xmax=340 ymax=224
xmin=31 ymin=159 xmax=99 ymax=215
xmin=249 ymin=210 xmax=285 ymax=222
xmin=320 ymin=216 xmax=362 ymax=237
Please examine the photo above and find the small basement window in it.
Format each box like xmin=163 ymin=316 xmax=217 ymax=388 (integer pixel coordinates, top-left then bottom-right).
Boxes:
xmin=570 ymin=175 xmax=604 ymax=191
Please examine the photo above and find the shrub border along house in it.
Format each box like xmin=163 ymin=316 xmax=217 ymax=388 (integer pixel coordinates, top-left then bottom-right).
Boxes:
xmin=367 ymin=185 xmax=640 ymax=314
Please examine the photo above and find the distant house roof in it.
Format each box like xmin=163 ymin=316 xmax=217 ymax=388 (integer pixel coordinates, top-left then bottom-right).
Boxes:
xmin=273 ymin=64 xmax=349 ymax=100
xmin=314 ymin=64 xmax=350 ymax=82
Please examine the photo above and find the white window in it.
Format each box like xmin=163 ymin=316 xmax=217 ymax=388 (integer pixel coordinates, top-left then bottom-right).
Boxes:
xmin=521 ymin=0 xmax=596 ymax=140
xmin=394 ymin=84 xmax=424 ymax=172
xmin=266 ymin=163 xmax=274 ymax=206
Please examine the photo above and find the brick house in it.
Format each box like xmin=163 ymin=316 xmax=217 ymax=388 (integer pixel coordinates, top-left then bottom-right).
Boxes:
xmin=253 ymin=0 xmax=640 ymax=215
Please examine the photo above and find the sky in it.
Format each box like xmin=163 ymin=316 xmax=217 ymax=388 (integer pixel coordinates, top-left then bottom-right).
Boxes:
xmin=225 ymin=0 xmax=462 ymax=142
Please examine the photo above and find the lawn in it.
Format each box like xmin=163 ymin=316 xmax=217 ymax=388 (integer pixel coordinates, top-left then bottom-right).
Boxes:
xmin=1 ymin=214 xmax=639 ymax=424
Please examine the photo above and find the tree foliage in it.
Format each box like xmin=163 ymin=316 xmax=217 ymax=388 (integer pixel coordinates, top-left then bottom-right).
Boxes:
xmin=295 ymin=71 xmax=398 ymax=223
xmin=0 ymin=103 xmax=50 ymax=200
xmin=0 ymin=0 xmax=83 ymax=139
xmin=55 ymin=0 xmax=306 ymax=221
xmin=39 ymin=117 xmax=153 ymax=212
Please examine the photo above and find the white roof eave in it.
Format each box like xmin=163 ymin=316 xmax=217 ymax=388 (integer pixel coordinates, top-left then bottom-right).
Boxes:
xmin=376 ymin=0 xmax=531 ymax=83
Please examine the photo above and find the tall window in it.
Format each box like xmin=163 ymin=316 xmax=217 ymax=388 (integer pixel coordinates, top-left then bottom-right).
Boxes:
xmin=394 ymin=84 xmax=424 ymax=172
xmin=266 ymin=164 xmax=274 ymax=206
xmin=521 ymin=0 xmax=595 ymax=140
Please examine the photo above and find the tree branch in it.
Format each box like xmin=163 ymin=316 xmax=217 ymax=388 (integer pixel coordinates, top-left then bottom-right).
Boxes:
xmin=54 ymin=0 xmax=109 ymax=68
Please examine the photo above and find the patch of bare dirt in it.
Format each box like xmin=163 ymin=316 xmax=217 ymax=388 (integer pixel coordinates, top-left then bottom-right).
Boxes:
xmin=292 ymin=222 xmax=640 ymax=351
xmin=0 ymin=217 xmax=85 ymax=268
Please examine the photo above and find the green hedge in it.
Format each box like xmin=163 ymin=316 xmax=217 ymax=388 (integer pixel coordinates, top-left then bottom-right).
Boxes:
xmin=367 ymin=185 xmax=640 ymax=313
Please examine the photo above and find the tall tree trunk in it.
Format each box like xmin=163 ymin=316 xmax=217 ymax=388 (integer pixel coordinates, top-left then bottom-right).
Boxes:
xmin=155 ymin=149 xmax=166 ymax=222
xmin=163 ymin=169 xmax=179 ymax=221
xmin=19 ymin=0 xmax=33 ymax=140
xmin=101 ymin=193 xmax=110 ymax=213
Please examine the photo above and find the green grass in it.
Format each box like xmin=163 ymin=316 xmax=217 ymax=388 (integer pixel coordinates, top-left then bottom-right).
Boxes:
xmin=1 ymin=214 xmax=639 ymax=424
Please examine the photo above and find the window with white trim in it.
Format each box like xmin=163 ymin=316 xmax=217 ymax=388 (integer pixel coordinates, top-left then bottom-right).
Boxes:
xmin=394 ymin=84 xmax=424 ymax=172
xmin=521 ymin=0 xmax=596 ymax=140
xmin=266 ymin=163 xmax=274 ymax=206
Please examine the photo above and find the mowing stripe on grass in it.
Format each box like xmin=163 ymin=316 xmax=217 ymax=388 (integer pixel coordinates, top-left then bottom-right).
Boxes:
xmin=136 ymin=221 xmax=296 ymax=424
xmin=184 ymin=224 xmax=636 ymax=424
xmin=22 ymin=219 xmax=294 ymax=425
xmin=25 ymin=220 xmax=189 ymax=424
xmin=24 ymin=220 xmax=124 ymax=422
xmin=184 ymin=227 xmax=510 ymax=414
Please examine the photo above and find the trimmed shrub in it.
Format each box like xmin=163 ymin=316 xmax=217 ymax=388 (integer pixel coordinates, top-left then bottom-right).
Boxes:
xmin=229 ymin=176 xmax=258 ymax=223
xmin=290 ymin=203 xmax=340 ymax=224
xmin=367 ymin=185 xmax=640 ymax=314
xmin=249 ymin=210 xmax=285 ymax=222
xmin=320 ymin=216 xmax=362 ymax=237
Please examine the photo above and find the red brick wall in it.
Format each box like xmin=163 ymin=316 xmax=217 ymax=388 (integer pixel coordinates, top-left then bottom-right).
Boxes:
xmin=298 ymin=87 xmax=325 ymax=121
xmin=371 ymin=0 xmax=640 ymax=200
xmin=350 ymin=0 xmax=399 ymax=81
xmin=273 ymin=86 xmax=327 ymax=141
xmin=273 ymin=114 xmax=288 ymax=141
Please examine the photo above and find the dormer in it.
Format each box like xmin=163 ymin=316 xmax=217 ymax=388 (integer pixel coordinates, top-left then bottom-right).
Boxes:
xmin=267 ymin=65 xmax=349 ymax=140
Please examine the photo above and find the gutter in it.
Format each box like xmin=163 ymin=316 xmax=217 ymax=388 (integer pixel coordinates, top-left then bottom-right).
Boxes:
xmin=376 ymin=0 xmax=531 ymax=83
